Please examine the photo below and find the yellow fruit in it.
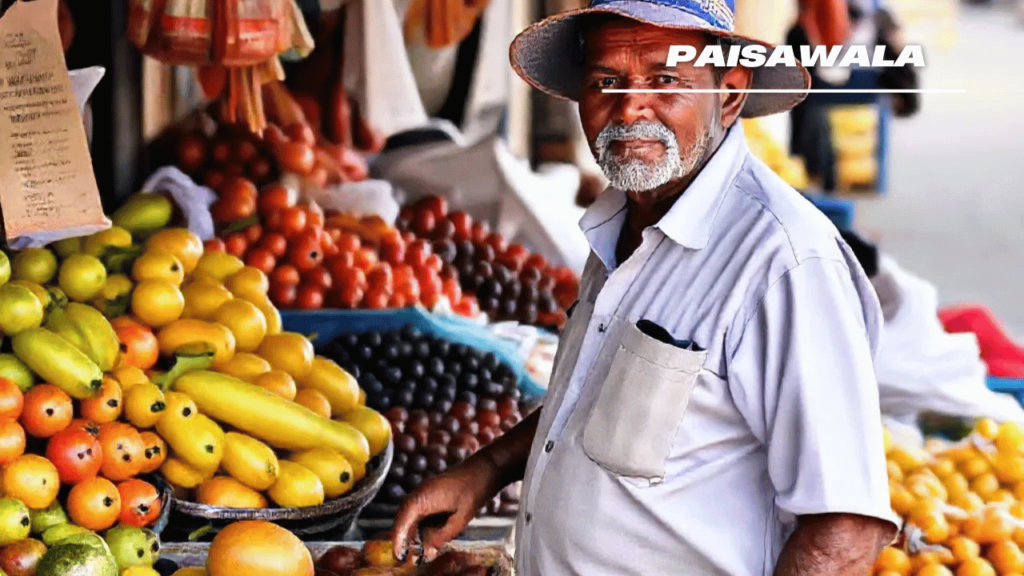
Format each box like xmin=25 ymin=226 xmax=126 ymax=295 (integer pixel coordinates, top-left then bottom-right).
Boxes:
xmin=874 ymin=547 xmax=911 ymax=576
xmin=221 ymin=432 xmax=279 ymax=491
xmin=0 ymin=283 xmax=44 ymax=335
xmin=91 ymin=273 xmax=134 ymax=317
xmin=244 ymin=294 xmax=281 ymax=336
xmin=50 ymin=236 xmax=82 ymax=259
xmin=962 ymin=456 xmax=991 ymax=480
xmin=123 ymin=382 xmax=166 ymax=429
xmin=889 ymin=447 xmax=926 ymax=475
xmin=976 ymin=418 xmax=1000 ymax=440
xmin=915 ymin=561 xmax=954 ymax=576
xmin=2 ymin=454 xmax=60 ymax=509
xmin=268 ymin=461 xmax=325 ymax=508
xmin=224 ymin=267 xmax=269 ymax=301
xmin=998 ymin=422 xmax=1024 ymax=454
xmin=290 ymin=449 xmax=354 ymax=499
xmin=931 ymin=457 xmax=957 ymax=478
xmin=970 ymin=473 xmax=1000 ymax=499
xmin=157 ymin=318 xmax=236 ymax=367
xmin=294 ymin=389 xmax=331 ymax=419
xmin=949 ymin=535 xmax=981 ymax=563
xmin=252 ymin=370 xmax=297 ymax=401
xmin=156 ymin=412 xmax=224 ymax=474
xmin=193 ymin=252 xmax=245 ymax=283
xmin=173 ymin=370 xmax=370 ymax=465
xmin=123 ymin=567 xmax=161 ymax=576
xmin=995 ymin=454 xmax=1024 ymax=484
xmin=215 ymin=352 xmax=271 ymax=382
xmin=7 ymin=281 xmax=51 ymax=314
xmin=991 ymin=489 xmax=1017 ymax=504
xmin=342 ymin=406 xmax=390 ymax=458
xmin=945 ymin=472 xmax=970 ymax=496
xmin=197 ymin=476 xmax=268 ymax=508
xmin=83 ymin=226 xmax=132 ymax=258
xmin=162 ymin=391 xmax=197 ymax=420
xmin=131 ymin=280 xmax=184 ymax=328
xmin=182 ymin=278 xmax=234 ymax=322
xmin=45 ymin=302 xmax=121 ymax=372
xmin=161 ymin=456 xmax=211 ymax=489
xmin=987 ymin=541 xmax=1024 ymax=576
xmin=889 ymin=481 xmax=915 ymax=516
xmin=146 ymin=229 xmax=203 ymax=273
xmin=111 ymin=365 xmax=150 ymax=391
xmin=214 ymin=300 xmax=267 ymax=353
xmin=257 ymin=333 xmax=314 ymax=380
xmin=11 ymin=327 xmax=104 ymax=399
xmin=297 ymin=357 xmax=360 ymax=417
xmin=883 ymin=427 xmax=893 ymax=454
xmin=133 ymin=250 xmax=185 ymax=286
xmin=957 ymin=557 xmax=997 ymax=576
xmin=58 ymin=253 xmax=107 ymax=302
xmin=171 ymin=569 xmax=208 ymax=576
xmin=11 ymin=248 xmax=57 ymax=284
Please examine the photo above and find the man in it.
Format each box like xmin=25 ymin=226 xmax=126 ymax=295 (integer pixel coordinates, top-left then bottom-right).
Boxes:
xmin=393 ymin=1 xmax=899 ymax=574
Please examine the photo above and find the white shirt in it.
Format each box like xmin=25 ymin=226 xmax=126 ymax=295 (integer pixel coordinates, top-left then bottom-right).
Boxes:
xmin=513 ymin=123 xmax=899 ymax=576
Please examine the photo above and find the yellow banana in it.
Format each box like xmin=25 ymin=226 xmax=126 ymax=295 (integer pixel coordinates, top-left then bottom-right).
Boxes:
xmin=221 ymin=432 xmax=279 ymax=491
xmin=12 ymin=327 xmax=102 ymax=399
xmin=174 ymin=371 xmax=370 ymax=465
xmin=161 ymin=457 xmax=211 ymax=489
xmin=45 ymin=302 xmax=120 ymax=371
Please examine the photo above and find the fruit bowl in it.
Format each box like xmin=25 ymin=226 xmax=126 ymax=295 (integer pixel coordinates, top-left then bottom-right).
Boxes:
xmin=162 ymin=438 xmax=393 ymax=540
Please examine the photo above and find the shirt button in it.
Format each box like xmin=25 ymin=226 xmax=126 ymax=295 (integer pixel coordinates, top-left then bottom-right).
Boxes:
xmin=598 ymin=323 xmax=606 ymax=332
xmin=526 ymin=513 xmax=533 ymax=524
xmin=544 ymin=441 xmax=554 ymax=452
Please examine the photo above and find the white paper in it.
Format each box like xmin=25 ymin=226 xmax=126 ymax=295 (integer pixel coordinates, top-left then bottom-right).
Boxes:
xmin=139 ymin=166 xmax=217 ymax=241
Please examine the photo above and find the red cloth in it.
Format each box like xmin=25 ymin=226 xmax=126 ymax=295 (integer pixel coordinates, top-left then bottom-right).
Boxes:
xmin=939 ymin=304 xmax=1024 ymax=378
xmin=798 ymin=0 xmax=851 ymax=48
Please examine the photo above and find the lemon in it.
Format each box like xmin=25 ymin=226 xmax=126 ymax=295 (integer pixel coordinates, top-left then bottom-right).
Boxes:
xmin=146 ymin=229 xmax=203 ymax=274
xmin=257 ymin=333 xmax=314 ymax=380
xmin=7 ymin=281 xmax=50 ymax=313
xmin=49 ymin=236 xmax=82 ymax=259
xmin=11 ymin=248 xmax=57 ymax=284
xmin=193 ymin=252 xmax=245 ymax=283
xmin=214 ymin=300 xmax=267 ymax=353
xmin=182 ymin=278 xmax=233 ymax=321
xmin=215 ymin=352 xmax=271 ymax=381
xmin=0 ymin=252 xmax=10 ymax=287
xmin=133 ymin=250 xmax=185 ymax=286
xmin=224 ymin=267 xmax=269 ymax=301
xmin=83 ymin=226 xmax=133 ymax=258
xmin=0 ymin=284 xmax=43 ymax=335
xmin=132 ymin=279 xmax=185 ymax=328
xmin=58 ymin=253 xmax=108 ymax=302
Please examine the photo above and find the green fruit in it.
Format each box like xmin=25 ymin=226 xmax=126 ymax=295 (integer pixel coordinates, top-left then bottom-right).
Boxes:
xmin=45 ymin=303 xmax=120 ymax=372
xmin=35 ymin=543 xmax=117 ymax=576
xmin=59 ymin=533 xmax=109 ymax=555
xmin=111 ymin=193 xmax=175 ymax=238
xmin=11 ymin=327 xmax=104 ymax=399
xmin=58 ymin=254 xmax=107 ymax=303
xmin=41 ymin=524 xmax=90 ymax=546
xmin=31 ymin=501 xmax=68 ymax=535
xmin=83 ymin=227 xmax=132 ymax=259
xmin=141 ymin=528 xmax=160 ymax=563
xmin=0 ymin=498 xmax=31 ymax=546
xmin=50 ymin=237 xmax=82 ymax=259
xmin=0 ymin=252 xmax=10 ymax=287
xmin=0 ymin=284 xmax=43 ymax=336
xmin=104 ymin=525 xmax=156 ymax=571
xmin=11 ymin=248 xmax=57 ymax=285
xmin=0 ymin=353 xmax=35 ymax=392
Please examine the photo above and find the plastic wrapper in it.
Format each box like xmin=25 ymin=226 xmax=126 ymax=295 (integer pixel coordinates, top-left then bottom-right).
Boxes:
xmin=139 ymin=166 xmax=217 ymax=241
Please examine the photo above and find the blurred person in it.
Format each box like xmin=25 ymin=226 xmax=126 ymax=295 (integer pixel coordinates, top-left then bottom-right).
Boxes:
xmin=392 ymin=1 xmax=898 ymax=574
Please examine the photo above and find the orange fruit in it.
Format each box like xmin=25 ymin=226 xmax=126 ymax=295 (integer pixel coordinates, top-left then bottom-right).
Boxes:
xmin=874 ymin=547 xmax=911 ymax=576
xmin=293 ymin=389 xmax=331 ymax=419
xmin=196 ymin=476 xmax=268 ymax=508
xmin=2 ymin=454 xmax=59 ymax=509
xmin=138 ymin=431 xmax=167 ymax=474
xmin=917 ymin=565 xmax=954 ymax=576
xmin=79 ymin=377 xmax=122 ymax=424
xmin=97 ymin=422 xmax=145 ymax=481
xmin=0 ymin=379 xmax=24 ymax=420
xmin=112 ymin=316 xmax=160 ymax=370
xmin=949 ymin=535 xmax=981 ymax=563
xmin=20 ymin=384 xmax=72 ymax=438
xmin=117 ymin=479 xmax=161 ymax=528
xmin=67 ymin=476 xmax=121 ymax=530
xmin=957 ymin=557 xmax=997 ymax=576
xmin=207 ymin=520 xmax=314 ymax=576
xmin=252 ymin=370 xmax=297 ymax=401
xmin=987 ymin=540 xmax=1024 ymax=575
xmin=0 ymin=419 xmax=26 ymax=465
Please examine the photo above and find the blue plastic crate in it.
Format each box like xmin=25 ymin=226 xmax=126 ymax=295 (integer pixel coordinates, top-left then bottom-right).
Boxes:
xmin=987 ymin=376 xmax=1024 ymax=408
xmin=281 ymin=308 xmax=546 ymax=398
xmin=804 ymin=192 xmax=855 ymax=230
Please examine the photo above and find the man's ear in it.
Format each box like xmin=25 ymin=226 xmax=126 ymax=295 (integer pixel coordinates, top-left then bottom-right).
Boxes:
xmin=719 ymin=66 xmax=754 ymax=128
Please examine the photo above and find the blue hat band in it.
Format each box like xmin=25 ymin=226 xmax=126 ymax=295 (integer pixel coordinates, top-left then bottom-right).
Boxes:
xmin=588 ymin=0 xmax=737 ymax=32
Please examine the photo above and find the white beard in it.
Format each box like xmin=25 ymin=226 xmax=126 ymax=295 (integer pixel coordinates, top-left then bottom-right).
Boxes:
xmin=594 ymin=121 xmax=711 ymax=193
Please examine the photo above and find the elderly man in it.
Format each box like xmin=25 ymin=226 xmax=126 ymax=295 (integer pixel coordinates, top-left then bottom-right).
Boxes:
xmin=393 ymin=0 xmax=898 ymax=574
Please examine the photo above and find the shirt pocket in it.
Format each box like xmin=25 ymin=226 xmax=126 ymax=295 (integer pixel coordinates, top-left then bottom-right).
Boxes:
xmin=582 ymin=320 xmax=708 ymax=483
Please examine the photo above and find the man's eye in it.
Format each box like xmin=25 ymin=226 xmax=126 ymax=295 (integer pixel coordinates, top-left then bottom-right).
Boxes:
xmin=593 ymin=77 xmax=617 ymax=88
xmin=657 ymin=75 xmax=678 ymax=85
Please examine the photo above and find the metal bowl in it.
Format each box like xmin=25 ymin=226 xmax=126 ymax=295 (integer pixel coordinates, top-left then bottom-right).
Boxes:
xmin=162 ymin=439 xmax=393 ymax=540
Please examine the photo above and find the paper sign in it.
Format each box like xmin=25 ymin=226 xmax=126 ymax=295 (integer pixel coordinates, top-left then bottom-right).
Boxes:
xmin=0 ymin=0 xmax=110 ymax=245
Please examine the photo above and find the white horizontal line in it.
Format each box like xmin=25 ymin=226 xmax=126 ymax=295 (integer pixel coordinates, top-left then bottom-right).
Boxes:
xmin=601 ymin=89 xmax=967 ymax=94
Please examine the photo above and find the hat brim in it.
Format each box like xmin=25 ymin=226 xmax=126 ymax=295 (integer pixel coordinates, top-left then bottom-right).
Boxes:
xmin=509 ymin=1 xmax=812 ymax=118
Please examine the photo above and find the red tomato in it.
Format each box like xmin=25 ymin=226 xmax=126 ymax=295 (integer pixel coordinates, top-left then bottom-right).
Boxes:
xmin=46 ymin=429 xmax=103 ymax=484
xmin=416 ymin=195 xmax=449 ymax=220
xmin=0 ymin=379 xmax=24 ymax=420
xmin=223 ymin=232 xmax=248 ymax=258
xmin=405 ymin=240 xmax=432 ymax=269
xmin=389 ymin=293 xmax=408 ymax=309
xmin=295 ymin=284 xmax=324 ymax=310
xmin=259 ymin=232 xmax=288 ymax=258
xmin=335 ymin=232 xmax=361 ymax=254
xmin=244 ymin=224 xmax=263 ymax=244
xmin=117 ymin=479 xmax=161 ymax=528
xmin=353 ymin=248 xmax=379 ymax=271
xmin=334 ymin=265 xmax=367 ymax=291
xmin=524 ymin=253 xmax=548 ymax=271
xmin=204 ymin=238 xmax=226 ymax=253
xmin=499 ymin=244 xmax=530 ymax=272
xmin=367 ymin=264 xmax=394 ymax=294
xmin=269 ymin=282 xmax=297 ymax=308
xmin=448 ymin=211 xmax=473 ymax=242
xmin=323 ymin=244 xmax=339 ymax=259
xmin=334 ymin=284 xmax=365 ymax=309
xmin=304 ymin=202 xmax=325 ymax=230
xmin=245 ymin=247 xmax=277 ymax=274
xmin=424 ymin=253 xmax=443 ymax=273
xmin=380 ymin=240 xmax=405 ymax=266
xmin=302 ymin=267 xmax=333 ymax=291
xmin=485 ymin=233 xmax=508 ymax=254
xmin=471 ymin=221 xmax=490 ymax=243
xmin=327 ymin=251 xmax=355 ymax=275
xmin=324 ymin=226 xmax=343 ymax=245
xmin=412 ymin=210 xmax=436 ymax=237
xmin=258 ymin=183 xmax=296 ymax=215
xmin=271 ymin=264 xmax=301 ymax=286
xmin=288 ymin=234 xmax=323 ymax=272
xmin=279 ymin=207 xmax=308 ymax=238
xmin=364 ymin=289 xmax=389 ymax=310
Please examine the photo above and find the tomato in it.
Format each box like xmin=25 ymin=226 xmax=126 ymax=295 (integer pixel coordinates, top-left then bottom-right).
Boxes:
xmin=260 ymin=232 xmax=288 ymax=258
xmin=424 ymin=253 xmax=443 ymax=273
xmin=210 ymin=140 xmax=231 ymax=164
xmin=211 ymin=178 xmax=258 ymax=224
xmin=324 ymin=226 xmax=343 ymax=245
xmin=67 ymin=419 xmax=101 ymax=437
xmin=96 ymin=422 xmax=145 ymax=482
xmin=244 ymin=224 xmax=263 ymax=244
xmin=224 ymin=232 xmax=249 ymax=258
xmin=79 ymin=378 xmax=122 ymax=424
xmin=177 ymin=133 xmax=208 ymax=173
xmin=448 ymin=211 xmax=473 ymax=242
xmin=279 ymin=142 xmax=316 ymax=175
xmin=442 ymin=277 xmax=462 ymax=304
xmin=323 ymin=244 xmax=339 ymax=259
xmin=499 ymin=243 xmax=529 ymax=272
xmin=21 ymin=385 xmax=72 ymax=438
xmin=248 ymin=158 xmax=273 ymax=183
xmin=284 ymin=122 xmax=316 ymax=146
xmin=204 ymin=238 xmax=227 ymax=253
xmin=334 ymin=266 xmax=367 ymax=291
xmin=47 ymin=428 xmax=103 ymax=484
xmin=327 ymin=251 xmax=355 ymax=274
xmin=295 ymin=284 xmax=324 ymax=310
xmin=399 ymin=206 xmax=416 ymax=224
xmin=203 ymin=170 xmax=226 ymax=191
xmin=367 ymin=263 xmax=394 ymax=295
xmin=302 ymin=267 xmax=333 ymax=291
xmin=288 ymin=234 xmax=323 ymax=272
xmin=117 ymin=479 xmax=161 ymax=527
xmin=353 ymin=248 xmax=379 ymax=271
xmin=0 ymin=379 xmax=24 ymax=420
xmin=364 ymin=289 xmax=389 ymax=310
xmin=245 ymin=248 xmax=277 ymax=275
xmin=271 ymin=264 xmax=301 ymax=287
xmin=270 ymin=282 xmax=297 ymax=308
xmin=279 ymin=207 xmax=308 ymax=238
xmin=234 ymin=140 xmax=258 ymax=164
xmin=219 ymin=176 xmax=258 ymax=204
xmin=138 ymin=431 xmax=166 ymax=474
xmin=454 ymin=295 xmax=480 ymax=317
xmin=304 ymin=202 xmax=325 ymax=230
xmin=263 ymin=124 xmax=289 ymax=148
xmin=412 ymin=210 xmax=436 ymax=237
xmin=416 ymin=195 xmax=448 ymax=220
xmin=380 ymin=240 xmax=405 ymax=266
xmin=389 ymin=293 xmax=408 ymax=308
xmin=405 ymin=239 xmax=432 ymax=269
xmin=339 ymin=284 xmax=365 ymax=309
xmin=258 ymin=183 xmax=296 ymax=215
xmin=111 ymin=316 xmax=159 ymax=370
xmin=485 ymin=232 xmax=509 ymax=255
xmin=67 ymin=477 xmax=121 ymax=531
xmin=0 ymin=420 xmax=26 ymax=465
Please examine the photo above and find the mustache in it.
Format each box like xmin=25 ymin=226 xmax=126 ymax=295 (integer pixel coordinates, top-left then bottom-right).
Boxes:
xmin=594 ymin=121 xmax=677 ymax=157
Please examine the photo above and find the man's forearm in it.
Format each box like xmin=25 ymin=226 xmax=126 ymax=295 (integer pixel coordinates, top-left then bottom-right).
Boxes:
xmin=472 ymin=408 xmax=541 ymax=490
xmin=774 ymin=514 xmax=896 ymax=576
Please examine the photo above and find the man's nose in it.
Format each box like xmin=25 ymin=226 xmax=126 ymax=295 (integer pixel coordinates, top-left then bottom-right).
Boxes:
xmin=612 ymin=92 xmax=657 ymax=125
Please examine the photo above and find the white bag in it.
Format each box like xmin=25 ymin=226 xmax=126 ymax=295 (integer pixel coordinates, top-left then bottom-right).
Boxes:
xmin=139 ymin=167 xmax=217 ymax=241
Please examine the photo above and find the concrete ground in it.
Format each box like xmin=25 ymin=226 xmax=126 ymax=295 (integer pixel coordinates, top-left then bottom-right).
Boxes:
xmin=857 ymin=0 xmax=1024 ymax=337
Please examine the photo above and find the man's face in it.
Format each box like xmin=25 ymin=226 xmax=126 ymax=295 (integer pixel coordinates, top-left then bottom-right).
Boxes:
xmin=579 ymin=20 xmax=723 ymax=200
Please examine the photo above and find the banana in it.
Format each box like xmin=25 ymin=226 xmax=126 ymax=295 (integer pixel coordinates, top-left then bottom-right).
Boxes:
xmin=222 ymin=432 xmax=279 ymax=491
xmin=174 ymin=371 xmax=370 ymax=465
xmin=45 ymin=303 xmax=120 ymax=371
xmin=12 ymin=327 xmax=103 ymax=399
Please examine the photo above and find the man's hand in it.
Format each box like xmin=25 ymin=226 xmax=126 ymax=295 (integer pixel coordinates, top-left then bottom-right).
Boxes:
xmin=774 ymin=513 xmax=898 ymax=576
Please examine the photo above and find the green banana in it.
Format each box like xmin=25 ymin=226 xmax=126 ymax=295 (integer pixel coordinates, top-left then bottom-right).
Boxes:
xmin=44 ymin=303 xmax=120 ymax=372
xmin=12 ymin=327 xmax=103 ymax=399
xmin=111 ymin=192 xmax=175 ymax=238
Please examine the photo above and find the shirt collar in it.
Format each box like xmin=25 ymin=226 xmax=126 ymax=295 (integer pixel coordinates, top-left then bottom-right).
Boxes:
xmin=578 ymin=122 xmax=750 ymax=267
